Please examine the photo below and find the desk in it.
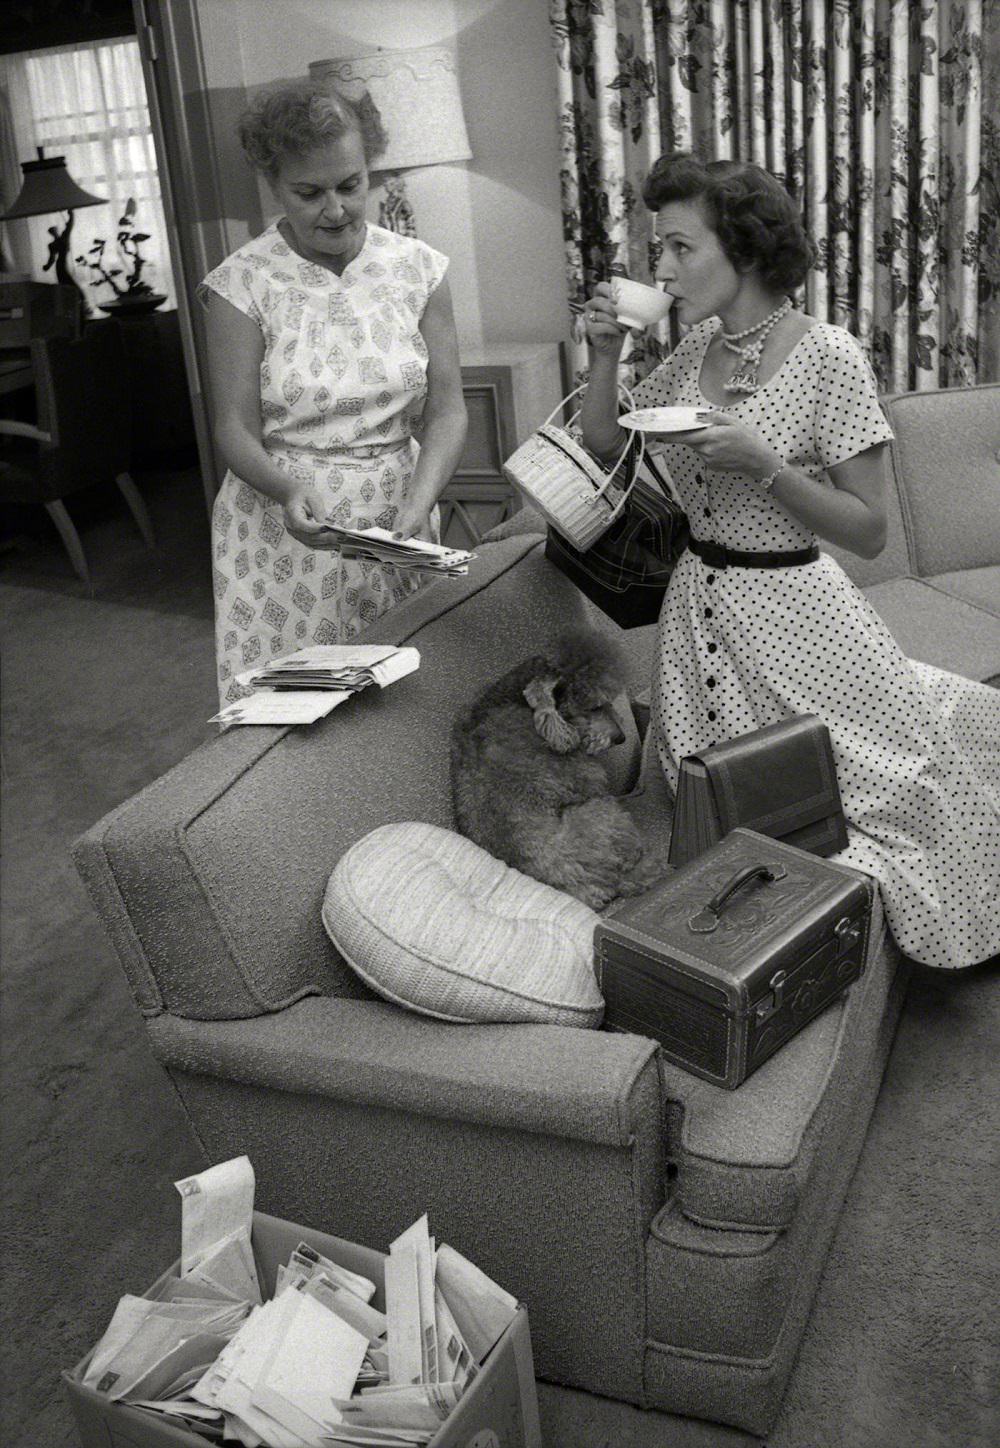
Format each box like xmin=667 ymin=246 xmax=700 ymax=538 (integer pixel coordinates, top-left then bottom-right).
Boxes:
xmin=90 ymin=308 xmax=197 ymax=462
xmin=1 ymin=309 xmax=198 ymax=462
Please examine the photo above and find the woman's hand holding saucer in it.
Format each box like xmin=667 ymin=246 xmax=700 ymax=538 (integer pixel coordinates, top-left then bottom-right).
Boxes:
xmin=664 ymin=408 xmax=784 ymax=479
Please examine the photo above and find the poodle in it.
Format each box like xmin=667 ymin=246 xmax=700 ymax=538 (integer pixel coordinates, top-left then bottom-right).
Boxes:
xmin=450 ymin=628 xmax=664 ymax=910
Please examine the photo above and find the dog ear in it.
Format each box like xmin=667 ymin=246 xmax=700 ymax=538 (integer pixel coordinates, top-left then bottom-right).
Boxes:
xmin=523 ymin=674 xmax=581 ymax=753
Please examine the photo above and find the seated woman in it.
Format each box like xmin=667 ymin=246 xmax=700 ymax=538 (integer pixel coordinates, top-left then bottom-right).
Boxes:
xmin=580 ymin=152 xmax=999 ymax=971
xmin=200 ymin=83 xmax=467 ymax=704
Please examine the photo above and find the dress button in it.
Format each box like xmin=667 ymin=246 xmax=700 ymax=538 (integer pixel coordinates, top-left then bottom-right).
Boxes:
xmin=706 ymin=677 xmax=716 ymax=689
xmin=704 ymin=607 xmax=713 ymax=619
xmin=707 ymin=710 xmax=717 ymax=722
xmin=708 ymin=642 xmax=717 ymax=653
xmin=703 ymin=507 xmax=712 ymax=518
xmin=706 ymin=573 xmax=716 ymax=586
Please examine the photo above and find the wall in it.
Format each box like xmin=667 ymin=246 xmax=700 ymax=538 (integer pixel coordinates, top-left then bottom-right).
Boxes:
xmin=193 ymin=0 xmax=569 ymax=353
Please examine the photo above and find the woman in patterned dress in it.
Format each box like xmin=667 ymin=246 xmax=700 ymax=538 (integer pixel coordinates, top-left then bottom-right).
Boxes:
xmin=199 ymin=84 xmax=467 ymax=705
xmin=580 ymin=154 xmax=999 ymax=971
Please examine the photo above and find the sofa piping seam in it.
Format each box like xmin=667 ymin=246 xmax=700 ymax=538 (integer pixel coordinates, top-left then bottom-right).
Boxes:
xmin=76 ymin=831 xmax=166 ymax=1017
xmin=917 ymin=574 xmax=1000 ymax=623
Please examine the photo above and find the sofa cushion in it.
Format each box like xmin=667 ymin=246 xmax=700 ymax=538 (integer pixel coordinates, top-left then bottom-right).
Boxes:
xmin=861 ymin=576 xmax=1000 ymax=683
xmin=322 ymin=822 xmax=604 ymax=1026
xmin=882 ymin=384 xmax=1000 ymax=576
xmin=481 ymin=504 xmax=545 ymax=543
xmin=924 ymin=566 xmax=1000 ymax=621
xmin=604 ymin=692 xmax=643 ymax=796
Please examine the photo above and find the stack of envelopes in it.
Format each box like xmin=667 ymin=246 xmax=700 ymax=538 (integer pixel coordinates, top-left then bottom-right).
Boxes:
xmin=320 ymin=525 xmax=474 ymax=577
xmin=209 ymin=646 xmax=421 ymax=729
xmin=79 ymin=1157 xmax=520 ymax=1447
xmin=239 ymin=646 xmax=421 ymax=693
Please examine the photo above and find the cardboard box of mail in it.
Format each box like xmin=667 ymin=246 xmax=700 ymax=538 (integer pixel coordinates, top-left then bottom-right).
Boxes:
xmin=62 ymin=1209 xmax=542 ymax=1448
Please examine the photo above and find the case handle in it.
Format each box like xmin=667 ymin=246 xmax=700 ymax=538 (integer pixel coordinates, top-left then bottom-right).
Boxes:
xmin=688 ymin=862 xmax=787 ymax=934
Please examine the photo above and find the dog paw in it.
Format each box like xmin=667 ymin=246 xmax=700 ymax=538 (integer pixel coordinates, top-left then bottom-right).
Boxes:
xmin=575 ymin=881 xmax=621 ymax=912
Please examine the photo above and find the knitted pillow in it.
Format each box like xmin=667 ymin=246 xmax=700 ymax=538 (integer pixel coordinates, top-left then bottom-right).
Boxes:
xmin=322 ymin=822 xmax=604 ymax=1027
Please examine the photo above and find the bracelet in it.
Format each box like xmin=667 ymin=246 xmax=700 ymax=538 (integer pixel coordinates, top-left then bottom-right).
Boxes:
xmin=757 ymin=460 xmax=786 ymax=492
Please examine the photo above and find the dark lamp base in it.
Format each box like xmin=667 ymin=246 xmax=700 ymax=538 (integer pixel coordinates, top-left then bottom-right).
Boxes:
xmin=96 ymin=292 xmax=167 ymax=316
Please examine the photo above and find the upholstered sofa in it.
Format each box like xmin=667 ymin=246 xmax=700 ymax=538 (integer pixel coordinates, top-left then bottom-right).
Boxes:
xmin=73 ymin=383 xmax=998 ymax=1436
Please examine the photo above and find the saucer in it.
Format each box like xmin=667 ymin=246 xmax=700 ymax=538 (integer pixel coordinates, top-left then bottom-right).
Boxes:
xmin=619 ymin=406 xmax=711 ymax=433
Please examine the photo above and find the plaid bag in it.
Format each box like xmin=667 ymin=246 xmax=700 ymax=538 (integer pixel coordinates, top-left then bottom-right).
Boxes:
xmin=545 ymin=452 xmax=688 ymax=628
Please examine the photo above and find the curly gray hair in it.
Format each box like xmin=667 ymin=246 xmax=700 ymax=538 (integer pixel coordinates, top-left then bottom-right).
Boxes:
xmin=237 ymin=82 xmax=388 ymax=180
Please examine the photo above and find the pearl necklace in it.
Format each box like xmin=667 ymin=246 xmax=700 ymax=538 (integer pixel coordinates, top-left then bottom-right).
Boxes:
xmin=720 ymin=297 xmax=792 ymax=394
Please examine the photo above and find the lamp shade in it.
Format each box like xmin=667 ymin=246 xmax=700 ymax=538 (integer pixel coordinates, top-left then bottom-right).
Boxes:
xmin=0 ymin=154 xmax=106 ymax=220
xmin=310 ymin=46 xmax=472 ymax=171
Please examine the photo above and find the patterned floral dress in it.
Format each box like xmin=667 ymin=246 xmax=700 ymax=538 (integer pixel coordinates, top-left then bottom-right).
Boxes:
xmin=199 ymin=222 xmax=448 ymax=706
xmin=631 ymin=320 xmax=1000 ymax=971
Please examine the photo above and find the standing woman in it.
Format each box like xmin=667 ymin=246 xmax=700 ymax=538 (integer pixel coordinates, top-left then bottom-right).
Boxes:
xmin=200 ymin=84 xmax=467 ymax=705
xmin=581 ymin=153 xmax=999 ymax=971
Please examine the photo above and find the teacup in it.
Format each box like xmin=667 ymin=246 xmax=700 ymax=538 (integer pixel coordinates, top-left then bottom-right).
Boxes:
xmin=611 ymin=278 xmax=673 ymax=330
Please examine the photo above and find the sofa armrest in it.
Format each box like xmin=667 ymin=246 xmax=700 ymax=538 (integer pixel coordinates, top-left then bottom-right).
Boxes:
xmin=147 ymin=997 xmax=661 ymax=1148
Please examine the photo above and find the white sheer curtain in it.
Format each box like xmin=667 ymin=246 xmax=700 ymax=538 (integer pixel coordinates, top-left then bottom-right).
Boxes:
xmin=0 ymin=37 xmax=175 ymax=312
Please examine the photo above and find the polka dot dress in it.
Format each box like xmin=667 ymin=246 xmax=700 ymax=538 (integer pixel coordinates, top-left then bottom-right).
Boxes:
xmin=632 ymin=319 xmax=1000 ymax=970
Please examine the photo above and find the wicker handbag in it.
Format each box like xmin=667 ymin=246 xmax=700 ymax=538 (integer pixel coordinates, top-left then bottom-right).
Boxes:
xmin=502 ymin=383 xmax=646 ymax=550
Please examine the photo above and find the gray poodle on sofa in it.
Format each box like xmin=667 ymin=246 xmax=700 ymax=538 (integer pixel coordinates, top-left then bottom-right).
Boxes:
xmin=450 ymin=629 xmax=661 ymax=910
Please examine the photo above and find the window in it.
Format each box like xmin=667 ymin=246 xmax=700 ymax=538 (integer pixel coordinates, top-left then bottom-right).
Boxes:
xmin=0 ymin=37 xmax=175 ymax=310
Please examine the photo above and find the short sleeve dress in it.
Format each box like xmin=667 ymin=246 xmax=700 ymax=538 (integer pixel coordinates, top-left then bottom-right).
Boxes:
xmin=630 ymin=319 xmax=1000 ymax=971
xmin=199 ymin=222 xmax=448 ymax=706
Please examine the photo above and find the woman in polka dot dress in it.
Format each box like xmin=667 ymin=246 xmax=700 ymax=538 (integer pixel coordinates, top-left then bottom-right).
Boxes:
xmin=581 ymin=154 xmax=999 ymax=971
xmin=200 ymin=84 xmax=466 ymax=707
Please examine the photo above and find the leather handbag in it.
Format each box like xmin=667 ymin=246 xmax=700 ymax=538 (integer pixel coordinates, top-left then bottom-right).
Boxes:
xmin=501 ymin=383 xmax=645 ymax=551
xmin=668 ymin=714 xmax=849 ymax=867
xmin=544 ymin=451 xmax=689 ymax=628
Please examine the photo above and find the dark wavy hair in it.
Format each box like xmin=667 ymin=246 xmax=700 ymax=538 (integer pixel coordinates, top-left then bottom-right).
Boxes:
xmin=642 ymin=153 xmax=815 ymax=292
xmin=238 ymin=82 xmax=388 ymax=181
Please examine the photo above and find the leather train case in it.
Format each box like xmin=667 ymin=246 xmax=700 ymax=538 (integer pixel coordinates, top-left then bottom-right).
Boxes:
xmin=595 ymin=829 xmax=874 ymax=1089
xmin=668 ymin=714 xmax=849 ymax=868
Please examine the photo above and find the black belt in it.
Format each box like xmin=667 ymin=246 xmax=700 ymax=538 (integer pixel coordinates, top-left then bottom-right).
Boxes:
xmin=688 ymin=536 xmax=820 ymax=570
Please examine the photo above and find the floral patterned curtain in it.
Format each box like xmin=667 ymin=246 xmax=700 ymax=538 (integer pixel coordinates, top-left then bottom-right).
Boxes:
xmin=552 ymin=0 xmax=999 ymax=392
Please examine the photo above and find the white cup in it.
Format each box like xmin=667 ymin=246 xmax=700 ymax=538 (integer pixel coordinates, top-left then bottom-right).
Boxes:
xmin=611 ymin=278 xmax=673 ymax=330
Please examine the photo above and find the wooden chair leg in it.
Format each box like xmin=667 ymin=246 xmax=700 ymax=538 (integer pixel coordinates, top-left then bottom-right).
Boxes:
xmin=116 ymin=471 xmax=155 ymax=549
xmin=44 ymin=500 xmax=92 ymax=590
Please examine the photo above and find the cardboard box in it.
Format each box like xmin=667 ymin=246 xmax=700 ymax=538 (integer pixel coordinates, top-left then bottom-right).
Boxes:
xmin=62 ymin=1210 xmax=542 ymax=1448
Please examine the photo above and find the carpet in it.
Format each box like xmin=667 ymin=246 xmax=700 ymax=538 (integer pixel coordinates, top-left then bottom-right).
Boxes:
xmin=1 ymin=469 xmax=997 ymax=1448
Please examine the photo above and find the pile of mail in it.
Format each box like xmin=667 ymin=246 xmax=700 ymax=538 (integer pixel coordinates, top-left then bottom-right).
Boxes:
xmin=209 ymin=645 xmax=420 ymax=729
xmin=320 ymin=525 xmax=474 ymax=578
xmin=79 ymin=1157 xmax=520 ymax=1447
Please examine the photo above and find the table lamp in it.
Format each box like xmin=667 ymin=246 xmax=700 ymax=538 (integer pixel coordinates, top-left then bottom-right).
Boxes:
xmin=0 ymin=148 xmax=106 ymax=307
xmin=309 ymin=46 xmax=472 ymax=236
